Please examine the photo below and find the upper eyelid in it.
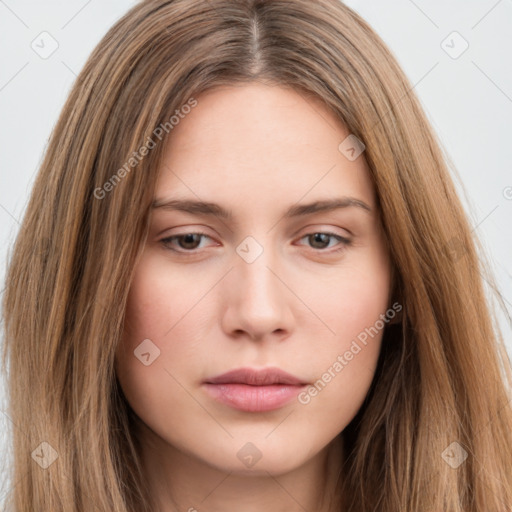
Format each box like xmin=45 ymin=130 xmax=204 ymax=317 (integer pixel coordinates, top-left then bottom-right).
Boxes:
xmin=159 ymin=223 xmax=352 ymax=238
xmin=159 ymin=228 xmax=350 ymax=240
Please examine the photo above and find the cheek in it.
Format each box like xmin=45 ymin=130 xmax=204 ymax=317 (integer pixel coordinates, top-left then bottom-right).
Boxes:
xmin=115 ymin=254 xmax=212 ymax=409
xmin=119 ymin=253 xmax=209 ymax=351
xmin=114 ymin=266 xmax=205 ymax=443
xmin=319 ymin=246 xmax=391 ymax=347
xmin=297 ymin=247 xmax=390 ymax=419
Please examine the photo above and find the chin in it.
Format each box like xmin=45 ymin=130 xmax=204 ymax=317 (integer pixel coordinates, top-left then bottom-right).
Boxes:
xmin=195 ymin=437 xmax=315 ymax=476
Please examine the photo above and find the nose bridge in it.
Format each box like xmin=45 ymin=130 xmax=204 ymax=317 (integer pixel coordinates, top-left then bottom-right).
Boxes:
xmin=237 ymin=236 xmax=281 ymax=306
xmin=224 ymin=234 xmax=291 ymax=338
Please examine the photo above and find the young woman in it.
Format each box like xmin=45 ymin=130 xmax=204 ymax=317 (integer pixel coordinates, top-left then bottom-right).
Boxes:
xmin=2 ymin=0 xmax=511 ymax=510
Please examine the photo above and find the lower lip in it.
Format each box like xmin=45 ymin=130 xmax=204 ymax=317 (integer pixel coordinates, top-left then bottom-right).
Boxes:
xmin=203 ymin=383 xmax=306 ymax=412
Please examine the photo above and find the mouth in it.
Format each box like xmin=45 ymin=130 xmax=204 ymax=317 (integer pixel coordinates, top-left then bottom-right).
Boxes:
xmin=202 ymin=367 xmax=308 ymax=412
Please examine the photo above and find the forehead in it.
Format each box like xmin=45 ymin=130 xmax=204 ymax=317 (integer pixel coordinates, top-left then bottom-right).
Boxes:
xmin=155 ymin=83 xmax=375 ymax=214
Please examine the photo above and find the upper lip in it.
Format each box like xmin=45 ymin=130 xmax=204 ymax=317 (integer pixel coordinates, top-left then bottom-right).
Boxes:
xmin=204 ymin=367 xmax=307 ymax=386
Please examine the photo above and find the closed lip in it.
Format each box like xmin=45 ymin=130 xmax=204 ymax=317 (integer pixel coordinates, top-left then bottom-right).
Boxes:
xmin=204 ymin=367 xmax=308 ymax=386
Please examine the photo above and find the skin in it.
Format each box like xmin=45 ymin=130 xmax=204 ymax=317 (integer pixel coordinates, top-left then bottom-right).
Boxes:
xmin=115 ymin=82 xmax=393 ymax=512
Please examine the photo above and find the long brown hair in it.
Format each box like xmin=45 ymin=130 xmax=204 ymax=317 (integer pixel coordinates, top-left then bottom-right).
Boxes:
xmin=2 ymin=0 xmax=511 ymax=510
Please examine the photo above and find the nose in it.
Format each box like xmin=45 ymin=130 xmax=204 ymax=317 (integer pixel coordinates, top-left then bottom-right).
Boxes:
xmin=220 ymin=245 xmax=295 ymax=342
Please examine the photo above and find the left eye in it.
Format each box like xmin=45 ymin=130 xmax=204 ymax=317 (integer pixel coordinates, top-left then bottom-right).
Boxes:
xmin=160 ymin=231 xmax=351 ymax=253
xmin=296 ymin=232 xmax=350 ymax=251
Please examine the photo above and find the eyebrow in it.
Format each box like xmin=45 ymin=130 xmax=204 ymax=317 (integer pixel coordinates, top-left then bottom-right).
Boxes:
xmin=151 ymin=196 xmax=372 ymax=219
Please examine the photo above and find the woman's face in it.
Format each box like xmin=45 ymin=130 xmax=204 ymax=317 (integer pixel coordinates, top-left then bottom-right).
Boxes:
xmin=115 ymin=82 xmax=392 ymax=476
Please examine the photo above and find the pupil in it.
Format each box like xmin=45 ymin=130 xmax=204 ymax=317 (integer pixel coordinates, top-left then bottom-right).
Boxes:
xmin=311 ymin=233 xmax=329 ymax=249
xmin=180 ymin=234 xmax=200 ymax=249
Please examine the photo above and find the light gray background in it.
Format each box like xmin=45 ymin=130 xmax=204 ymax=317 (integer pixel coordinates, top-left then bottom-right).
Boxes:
xmin=1 ymin=0 xmax=511 ymax=507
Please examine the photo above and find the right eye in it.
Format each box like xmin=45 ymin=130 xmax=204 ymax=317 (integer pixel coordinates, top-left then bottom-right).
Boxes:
xmin=160 ymin=232 xmax=217 ymax=253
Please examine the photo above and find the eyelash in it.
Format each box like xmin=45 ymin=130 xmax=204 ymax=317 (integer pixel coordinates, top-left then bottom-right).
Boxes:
xmin=159 ymin=231 xmax=352 ymax=255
